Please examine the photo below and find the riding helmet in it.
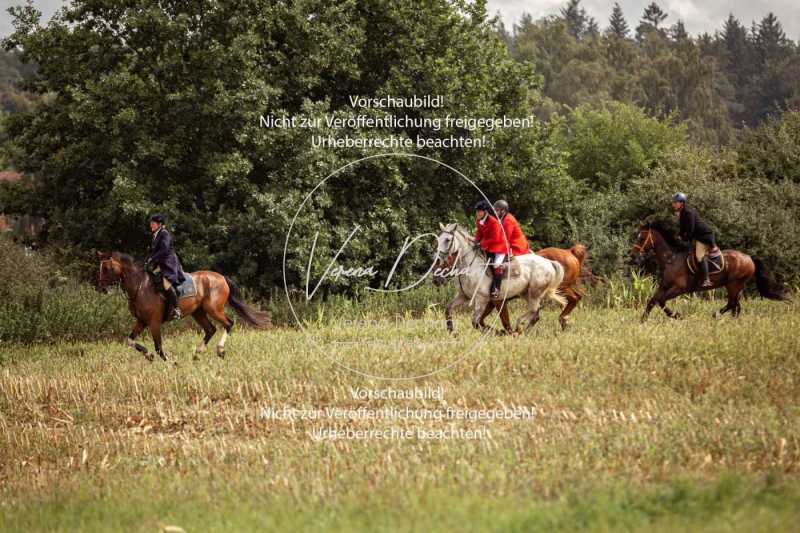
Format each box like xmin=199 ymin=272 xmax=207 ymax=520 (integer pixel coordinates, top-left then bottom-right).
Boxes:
xmin=474 ymin=200 xmax=492 ymax=212
xmin=493 ymin=199 xmax=509 ymax=211
xmin=671 ymin=192 xmax=688 ymax=203
xmin=150 ymin=213 xmax=167 ymax=224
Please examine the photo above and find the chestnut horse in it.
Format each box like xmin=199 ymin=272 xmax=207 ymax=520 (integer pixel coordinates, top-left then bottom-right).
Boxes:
xmin=98 ymin=251 xmax=270 ymax=361
xmin=630 ymin=222 xmax=787 ymax=322
xmin=478 ymin=244 xmax=589 ymax=332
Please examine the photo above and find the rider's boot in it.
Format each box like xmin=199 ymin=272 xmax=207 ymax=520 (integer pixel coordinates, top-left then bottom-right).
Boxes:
xmin=167 ymin=286 xmax=182 ymax=319
xmin=700 ymin=256 xmax=712 ymax=288
xmin=490 ymin=269 xmax=502 ymax=299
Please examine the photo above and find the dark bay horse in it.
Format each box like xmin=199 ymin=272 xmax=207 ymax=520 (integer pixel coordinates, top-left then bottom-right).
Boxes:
xmin=98 ymin=251 xmax=271 ymax=361
xmin=631 ymin=222 xmax=787 ymax=322
xmin=478 ymin=244 xmax=589 ymax=333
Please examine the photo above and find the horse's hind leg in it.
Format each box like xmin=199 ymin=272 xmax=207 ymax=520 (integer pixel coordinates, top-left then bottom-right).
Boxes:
xmin=191 ymin=309 xmax=217 ymax=360
xmin=207 ymin=306 xmax=234 ymax=358
xmin=126 ymin=320 xmax=153 ymax=361
xmin=515 ymin=295 xmax=542 ymax=334
xmin=559 ymin=288 xmax=580 ymax=330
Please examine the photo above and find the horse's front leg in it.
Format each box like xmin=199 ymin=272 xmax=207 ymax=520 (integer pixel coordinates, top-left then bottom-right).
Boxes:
xmin=126 ymin=320 xmax=153 ymax=361
xmin=472 ymin=295 xmax=494 ymax=332
xmin=641 ymin=287 xmax=665 ymax=323
xmin=148 ymin=320 xmax=169 ymax=361
xmin=445 ymin=292 xmax=467 ymax=334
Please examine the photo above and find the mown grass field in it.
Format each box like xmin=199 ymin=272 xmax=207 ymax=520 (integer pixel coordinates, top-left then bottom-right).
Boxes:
xmin=1 ymin=295 xmax=799 ymax=531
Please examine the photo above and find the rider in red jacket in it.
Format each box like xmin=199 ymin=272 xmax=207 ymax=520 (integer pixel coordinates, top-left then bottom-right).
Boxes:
xmin=494 ymin=200 xmax=530 ymax=256
xmin=474 ymin=200 xmax=509 ymax=298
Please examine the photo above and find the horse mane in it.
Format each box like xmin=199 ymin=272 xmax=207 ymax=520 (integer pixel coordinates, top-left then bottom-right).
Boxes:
xmin=643 ymin=220 xmax=690 ymax=252
xmin=113 ymin=252 xmax=144 ymax=271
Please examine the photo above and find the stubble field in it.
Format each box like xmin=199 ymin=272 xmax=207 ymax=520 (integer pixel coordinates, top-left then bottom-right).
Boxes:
xmin=1 ymin=296 xmax=799 ymax=531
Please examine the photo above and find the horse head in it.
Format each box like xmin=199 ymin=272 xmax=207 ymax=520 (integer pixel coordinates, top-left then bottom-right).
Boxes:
xmin=630 ymin=225 xmax=656 ymax=261
xmin=432 ymin=223 xmax=462 ymax=286
xmin=96 ymin=251 xmax=126 ymax=293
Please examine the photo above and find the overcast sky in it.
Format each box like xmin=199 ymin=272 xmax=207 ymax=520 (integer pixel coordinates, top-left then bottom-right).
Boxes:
xmin=3 ymin=1 xmax=799 ymax=41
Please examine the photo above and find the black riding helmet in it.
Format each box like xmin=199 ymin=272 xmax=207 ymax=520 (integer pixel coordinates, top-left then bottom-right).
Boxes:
xmin=150 ymin=213 xmax=167 ymax=225
xmin=474 ymin=200 xmax=492 ymax=212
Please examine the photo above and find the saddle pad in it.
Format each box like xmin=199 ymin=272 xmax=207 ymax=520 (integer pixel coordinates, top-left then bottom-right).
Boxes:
xmin=176 ymin=274 xmax=197 ymax=299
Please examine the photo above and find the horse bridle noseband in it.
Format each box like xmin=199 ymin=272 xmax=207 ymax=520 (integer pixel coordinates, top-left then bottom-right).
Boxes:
xmin=632 ymin=230 xmax=654 ymax=255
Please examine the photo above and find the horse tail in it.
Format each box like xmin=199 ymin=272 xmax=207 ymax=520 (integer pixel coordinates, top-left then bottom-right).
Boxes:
xmin=569 ymin=243 xmax=588 ymax=267
xmin=224 ymin=276 xmax=272 ymax=328
xmin=546 ymin=260 xmax=568 ymax=308
xmin=752 ymin=257 xmax=787 ymax=301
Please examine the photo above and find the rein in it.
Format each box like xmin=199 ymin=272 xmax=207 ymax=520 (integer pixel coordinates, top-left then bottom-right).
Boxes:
xmin=632 ymin=230 xmax=654 ymax=254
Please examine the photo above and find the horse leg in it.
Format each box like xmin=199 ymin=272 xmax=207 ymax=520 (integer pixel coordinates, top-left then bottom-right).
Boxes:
xmin=515 ymin=296 xmax=542 ymax=335
xmin=641 ymin=287 xmax=665 ymax=323
xmin=658 ymin=286 xmax=684 ymax=319
xmin=472 ymin=295 xmax=492 ymax=331
xmin=148 ymin=320 xmax=168 ymax=362
xmin=478 ymin=301 xmax=494 ymax=329
xmin=191 ymin=309 xmax=216 ymax=360
xmin=207 ymin=305 xmax=234 ymax=358
xmin=722 ymin=280 xmax=746 ymax=318
xmin=559 ymin=288 xmax=579 ymax=330
xmin=498 ymin=302 xmax=512 ymax=334
xmin=445 ymin=292 xmax=467 ymax=334
xmin=126 ymin=320 xmax=152 ymax=361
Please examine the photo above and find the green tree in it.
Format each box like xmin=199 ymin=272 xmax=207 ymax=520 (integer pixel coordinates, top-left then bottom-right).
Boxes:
xmin=566 ymin=102 xmax=686 ymax=191
xmin=607 ymin=3 xmax=629 ymax=39
xmin=3 ymin=0 xmax=574 ymax=293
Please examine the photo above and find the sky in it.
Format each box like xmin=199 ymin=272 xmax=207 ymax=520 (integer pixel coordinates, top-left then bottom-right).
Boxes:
xmin=2 ymin=0 xmax=799 ymax=40
xmin=485 ymin=0 xmax=800 ymax=39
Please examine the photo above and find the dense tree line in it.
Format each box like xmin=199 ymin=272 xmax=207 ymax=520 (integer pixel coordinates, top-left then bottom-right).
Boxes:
xmin=1 ymin=0 xmax=799 ymax=294
xmin=499 ymin=1 xmax=800 ymax=144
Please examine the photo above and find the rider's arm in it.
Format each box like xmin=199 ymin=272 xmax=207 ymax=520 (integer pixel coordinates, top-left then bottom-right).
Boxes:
xmin=148 ymin=231 xmax=173 ymax=264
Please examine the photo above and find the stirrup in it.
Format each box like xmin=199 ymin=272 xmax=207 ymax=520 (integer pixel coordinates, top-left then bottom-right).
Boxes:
xmin=701 ymin=279 xmax=713 ymax=288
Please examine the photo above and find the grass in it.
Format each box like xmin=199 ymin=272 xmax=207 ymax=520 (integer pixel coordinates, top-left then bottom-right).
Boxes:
xmin=1 ymin=296 xmax=798 ymax=531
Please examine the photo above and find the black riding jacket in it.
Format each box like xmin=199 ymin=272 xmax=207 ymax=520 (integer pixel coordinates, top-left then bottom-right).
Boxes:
xmin=678 ymin=206 xmax=715 ymax=244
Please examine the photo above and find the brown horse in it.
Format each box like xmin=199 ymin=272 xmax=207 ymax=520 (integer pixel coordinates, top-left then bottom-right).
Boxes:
xmin=479 ymin=244 xmax=590 ymax=332
xmin=97 ymin=251 xmax=270 ymax=361
xmin=630 ymin=222 xmax=787 ymax=322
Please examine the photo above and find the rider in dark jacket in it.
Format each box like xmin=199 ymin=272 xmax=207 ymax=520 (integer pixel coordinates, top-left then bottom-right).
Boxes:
xmin=672 ymin=193 xmax=716 ymax=287
xmin=145 ymin=214 xmax=185 ymax=319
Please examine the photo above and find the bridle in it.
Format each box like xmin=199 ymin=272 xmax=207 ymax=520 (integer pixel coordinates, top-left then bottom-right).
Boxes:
xmin=99 ymin=257 xmax=144 ymax=303
xmin=632 ymin=229 xmax=654 ymax=255
xmin=436 ymin=226 xmax=482 ymax=293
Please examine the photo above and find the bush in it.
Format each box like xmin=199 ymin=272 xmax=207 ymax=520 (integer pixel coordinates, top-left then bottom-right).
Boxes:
xmin=0 ymin=236 xmax=134 ymax=344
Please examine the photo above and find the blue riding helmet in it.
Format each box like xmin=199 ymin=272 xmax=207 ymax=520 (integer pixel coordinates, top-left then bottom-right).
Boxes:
xmin=150 ymin=213 xmax=167 ymax=224
xmin=671 ymin=192 xmax=688 ymax=203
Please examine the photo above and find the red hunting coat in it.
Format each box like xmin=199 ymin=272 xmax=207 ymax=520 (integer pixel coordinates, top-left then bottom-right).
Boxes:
xmin=475 ymin=214 xmax=508 ymax=254
xmin=499 ymin=213 xmax=530 ymax=256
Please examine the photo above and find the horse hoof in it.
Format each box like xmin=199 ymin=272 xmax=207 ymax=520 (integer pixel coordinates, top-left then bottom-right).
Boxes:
xmin=217 ymin=349 xmax=225 ymax=359
xmin=145 ymin=352 xmax=154 ymax=362
xmin=159 ymin=352 xmax=169 ymax=362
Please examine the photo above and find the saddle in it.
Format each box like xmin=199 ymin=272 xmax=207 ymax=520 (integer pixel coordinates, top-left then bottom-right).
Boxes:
xmin=484 ymin=256 xmax=523 ymax=279
xmin=687 ymin=248 xmax=725 ymax=275
xmin=147 ymin=272 xmax=197 ymax=299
